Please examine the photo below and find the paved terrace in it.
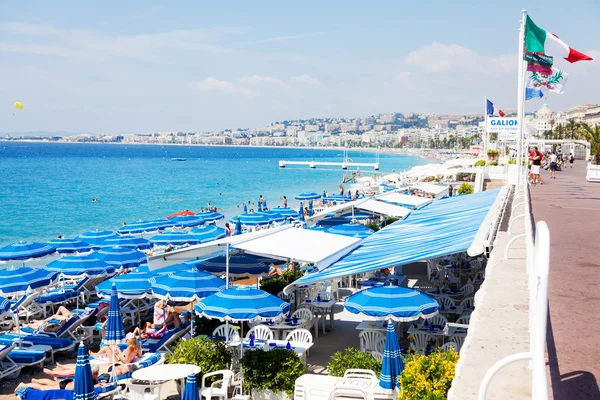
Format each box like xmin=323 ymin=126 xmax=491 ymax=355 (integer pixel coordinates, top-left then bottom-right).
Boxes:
xmin=530 ymin=162 xmax=600 ymax=399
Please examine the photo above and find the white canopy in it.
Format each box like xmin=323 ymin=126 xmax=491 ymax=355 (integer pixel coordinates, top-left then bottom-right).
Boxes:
xmin=376 ymin=192 xmax=433 ymax=210
xmin=356 ymin=199 xmax=412 ymax=219
xmin=308 ymin=198 xmax=370 ymax=225
xmin=411 ymin=183 xmax=449 ymax=199
xmin=234 ymin=227 xmax=362 ymax=270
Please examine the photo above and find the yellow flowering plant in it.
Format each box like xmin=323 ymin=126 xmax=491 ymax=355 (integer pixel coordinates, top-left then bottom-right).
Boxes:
xmin=399 ymin=348 xmax=459 ymax=400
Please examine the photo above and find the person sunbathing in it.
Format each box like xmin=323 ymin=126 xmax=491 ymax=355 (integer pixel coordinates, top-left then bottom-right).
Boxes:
xmin=133 ymin=311 xmax=181 ymax=338
xmin=89 ymin=344 xmax=124 ymax=364
xmin=17 ymin=364 xmax=103 ymax=391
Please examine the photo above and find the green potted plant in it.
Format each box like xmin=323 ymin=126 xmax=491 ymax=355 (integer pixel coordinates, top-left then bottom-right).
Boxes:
xmin=241 ymin=348 xmax=306 ymax=400
xmin=474 ymin=160 xmax=486 ymax=167
xmin=457 ymin=182 xmax=474 ymax=195
xmin=580 ymin=122 xmax=600 ymax=182
xmin=399 ymin=349 xmax=459 ymax=400
xmin=327 ymin=348 xmax=382 ymax=377
xmin=486 ymin=149 xmax=500 ymax=161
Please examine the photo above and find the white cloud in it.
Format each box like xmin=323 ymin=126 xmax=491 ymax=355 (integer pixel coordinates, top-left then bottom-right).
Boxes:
xmin=192 ymin=78 xmax=255 ymax=97
xmin=240 ymin=74 xmax=288 ymax=87
xmin=290 ymin=74 xmax=321 ymax=85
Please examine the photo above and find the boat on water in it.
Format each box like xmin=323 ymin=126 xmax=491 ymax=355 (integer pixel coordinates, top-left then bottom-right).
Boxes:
xmin=170 ymin=158 xmax=187 ymax=161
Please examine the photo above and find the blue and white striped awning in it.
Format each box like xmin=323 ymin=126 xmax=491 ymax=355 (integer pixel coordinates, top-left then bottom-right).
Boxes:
xmin=285 ymin=189 xmax=503 ymax=292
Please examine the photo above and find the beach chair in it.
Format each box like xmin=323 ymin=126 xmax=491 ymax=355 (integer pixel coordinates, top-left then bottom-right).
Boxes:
xmin=11 ymin=292 xmax=44 ymax=323
xmin=16 ymin=382 xmax=119 ymax=400
xmin=440 ymin=342 xmax=458 ymax=352
xmin=277 ymin=291 xmax=295 ymax=304
xmin=212 ymin=324 xmax=240 ymax=343
xmin=285 ymin=328 xmax=313 ymax=360
xmin=409 ymin=332 xmax=432 ymax=354
xmin=200 ymin=369 xmax=234 ymax=400
xmin=6 ymin=346 xmax=47 ymax=369
xmin=459 ymin=296 xmax=475 ymax=311
xmin=342 ymin=369 xmax=377 ymax=381
xmin=20 ymin=309 xmax=96 ymax=344
xmin=142 ymin=323 xmax=190 ymax=354
xmin=448 ymin=334 xmax=466 ymax=352
xmin=0 ymin=333 xmax=76 ymax=361
xmin=0 ymin=343 xmax=21 ymax=380
xmin=245 ymin=325 xmax=273 ymax=342
xmin=358 ymin=331 xmax=385 ymax=353
xmin=328 ymin=385 xmax=373 ymax=400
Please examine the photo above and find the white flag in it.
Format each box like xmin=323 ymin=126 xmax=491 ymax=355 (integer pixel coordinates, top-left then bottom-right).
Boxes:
xmin=526 ymin=67 xmax=569 ymax=94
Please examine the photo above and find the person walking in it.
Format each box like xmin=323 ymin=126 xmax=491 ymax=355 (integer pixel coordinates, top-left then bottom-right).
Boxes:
xmin=548 ymin=151 xmax=558 ymax=179
xmin=530 ymin=147 xmax=544 ymax=185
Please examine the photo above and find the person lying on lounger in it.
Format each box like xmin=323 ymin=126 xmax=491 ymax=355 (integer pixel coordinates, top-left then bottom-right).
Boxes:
xmin=24 ymin=302 xmax=108 ymax=332
xmin=16 ymin=364 xmax=104 ymax=391
xmin=133 ymin=311 xmax=181 ymax=338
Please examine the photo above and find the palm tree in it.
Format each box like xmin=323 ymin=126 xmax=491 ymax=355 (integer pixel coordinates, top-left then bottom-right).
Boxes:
xmin=566 ymin=119 xmax=580 ymax=140
xmin=555 ymin=124 xmax=565 ymax=140
xmin=549 ymin=118 xmax=555 ymax=136
xmin=579 ymin=123 xmax=600 ymax=164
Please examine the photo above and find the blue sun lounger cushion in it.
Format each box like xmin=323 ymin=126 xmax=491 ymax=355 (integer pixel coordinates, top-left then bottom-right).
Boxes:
xmin=0 ymin=333 xmax=74 ymax=351
xmin=7 ymin=347 xmax=46 ymax=365
xmin=16 ymin=382 xmax=118 ymax=400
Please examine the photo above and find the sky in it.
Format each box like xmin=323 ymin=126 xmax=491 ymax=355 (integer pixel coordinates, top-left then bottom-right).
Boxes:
xmin=1 ymin=0 xmax=599 ymax=135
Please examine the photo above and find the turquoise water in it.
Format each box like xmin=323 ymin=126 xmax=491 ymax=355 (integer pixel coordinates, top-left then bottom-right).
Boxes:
xmin=0 ymin=142 xmax=426 ymax=245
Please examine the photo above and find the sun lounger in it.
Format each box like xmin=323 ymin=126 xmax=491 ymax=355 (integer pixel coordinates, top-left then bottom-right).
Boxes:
xmin=0 ymin=343 xmax=21 ymax=380
xmin=0 ymin=333 xmax=76 ymax=360
xmin=20 ymin=309 xmax=96 ymax=344
xmin=11 ymin=292 xmax=44 ymax=323
xmin=141 ymin=323 xmax=191 ymax=354
xmin=15 ymin=382 xmax=119 ymax=400
xmin=6 ymin=346 xmax=47 ymax=368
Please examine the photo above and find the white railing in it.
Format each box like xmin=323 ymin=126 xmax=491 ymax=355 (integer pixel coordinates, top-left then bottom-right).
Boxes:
xmin=478 ymin=173 xmax=550 ymax=399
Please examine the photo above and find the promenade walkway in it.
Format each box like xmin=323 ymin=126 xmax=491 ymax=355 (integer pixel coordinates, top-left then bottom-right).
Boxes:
xmin=530 ymin=162 xmax=600 ymax=399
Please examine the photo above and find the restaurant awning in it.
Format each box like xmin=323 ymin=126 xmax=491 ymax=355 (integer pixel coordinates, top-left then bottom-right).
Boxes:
xmin=284 ymin=188 xmax=508 ymax=293
xmin=376 ymin=192 xmax=433 ymax=210
xmin=410 ymin=183 xmax=449 ymax=199
xmin=356 ymin=199 xmax=412 ymax=218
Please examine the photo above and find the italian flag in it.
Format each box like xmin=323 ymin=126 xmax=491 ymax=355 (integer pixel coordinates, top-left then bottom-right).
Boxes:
xmin=525 ymin=16 xmax=592 ymax=63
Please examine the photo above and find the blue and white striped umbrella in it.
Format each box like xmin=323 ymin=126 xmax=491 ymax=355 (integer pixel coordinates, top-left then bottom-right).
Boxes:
xmin=327 ymin=223 xmax=374 ymax=239
xmin=101 ymin=235 xmax=152 ymax=250
xmin=234 ymin=218 xmax=242 ymax=235
xmin=344 ymin=286 xmax=439 ymax=322
xmin=0 ymin=266 xmax=58 ymax=296
xmin=74 ymin=342 xmax=97 ymax=400
xmin=243 ymin=203 xmax=248 ymax=213
xmin=96 ymin=271 xmax=154 ymax=299
xmin=258 ymin=201 xmax=263 ymax=212
xmin=150 ymin=232 xmax=202 ymax=246
xmin=182 ymin=373 xmax=200 ymax=400
xmin=198 ymin=255 xmax=270 ymax=277
xmin=94 ymin=246 xmax=147 ymax=269
xmin=195 ymin=286 xmax=290 ymax=321
xmin=46 ymin=238 xmax=91 ymax=254
xmin=323 ymin=194 xmax=351 ymax=203
xmin=151 ymin=268 xmax=225 ymax=302
xmin=0 ymin=296 xmax=11 ymax=317
xmin=119 ymin=219 xmax=179 ymax=235
xmin=189 ymin=225 xmax=227 ymax=243
xmin=295 ymin=192 xmax=321 ymax=201
xmin=46 ymin=255 xmax=115 ymax=278
xmin=379 ymin=321 xmax=403 ymax=390
xmin=76 ymin=230 xmax=119 ymax=249
xmin=270 ymin=207 xmax=298 ymax=218
xmin=104 ymin=283 xmax=126 ymax=345
xmin=0 ymin=241 xmax=55 ymax=261
xmin=196 ymin=211 xmax=224 ymax=222
xmin=229 ymin=213 xmax=273 ymax=226
xmin=169 ymin=215 xmax=205 ymax=228
xmin=308 ymin=200 xmax=314 ymax=217
xmin=255 ymin=211 xmax=285 ymax=223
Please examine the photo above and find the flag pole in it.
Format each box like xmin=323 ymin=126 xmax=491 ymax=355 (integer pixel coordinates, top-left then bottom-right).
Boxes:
xmin=483 ymin=97 xmax=488 ymax=159
xmin=516 ymin=10 xmax=527 ymax=189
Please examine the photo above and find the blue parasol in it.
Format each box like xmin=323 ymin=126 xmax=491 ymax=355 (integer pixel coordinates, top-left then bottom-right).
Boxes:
xmin=74 ymin=342 xmax=97 ymax=400
xmin=0 ymin=241 xmax=55 ymax=261
xmin=169 ymin=215 xmax=205 ymax=228
xmin=298 ymin=203 xmax=305 ymax=222
xmin=150 ymin=232 xmax=202 ymax=246
xmin=0 ymin=266 xmax=58 ymax=296
xmin=46 ymin=255 xmax=115 ymax=279
xmin=94 ymin=246 xmax=147 ymax=269
xmin=96 ymin=271 xmax=155 ymax=299
xmin=326 ymin=223 xmax=374 ymax=239
xmin=379 ymin=321 xmax=403 ymax=390
xmin=101 ymin=235 xmax=152 ymax=250
xmin=308 ymin=200 xmax=314 ymax=217
xmin=198 ymin=254 xmax=269 ymax=278
xmin=182 ymin=373 xmax=200 ymax=400
xmin=46 ymin=238 xmax=91 ymax=254
xmin=76 ymin=230 xmax=119 ymax=249
xmin=196 ymin=211 xmax=224 ymax=222
xmin=229 ymin=213 xmax=273 ymax=226
xmin=234 ymin=218 xmax=242 ymax=235
xmin=151 ymin=267 xmax=225 ymax=302
xmin=189 ymin=225 xmax=227 ymax=243
xmin=295 ymin=192 xmax=321 ymax=201
xmin=269 ymin=208 xmax=298 ymax=218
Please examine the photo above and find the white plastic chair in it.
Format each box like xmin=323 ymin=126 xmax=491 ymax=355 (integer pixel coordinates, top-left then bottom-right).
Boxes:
xmin=440 ymin=342 xmax=458 ymax=352
xmin=459 ymin=296 xmax=475 ymax=310
xmin=374 ymin=336 xmax=386 ymax=354
xmin=315 ymin=290 xmax=333 ymax=302
xmin=343 ymin=369 xmax=377 ymax=381
xmin=370 ymin=351 xmax=383 ymax=362
xmin=409 ymin=332 xmax=432 ymax=353
xmin=459 ymin=283 xmax=474 ymax=297
xmin=436 ymin=295 xmax=455 ymax=310
xmin=427 ymin=314 xmax=448 ymax=328
xmin=456 ymin=315 xmax=471 ymax=325
xmin=358 ymin=330 xmax=385 ymax=353
xmin=285 ymin=328 xmax=313 ymax=358
xmin=328 ymin=386 xmax=373 ymax=400
xmin=212 ymin=324 xmax=240 ymax=343
xmin=277 ymin=291 xmax=295 ymax=304
xmin=449 ymin=334 xmax=466 ymax=351
xmin=245 ymin=325 xmax=273 ymax=342
xmin=200 ymin=369 xmax=234 ymax=400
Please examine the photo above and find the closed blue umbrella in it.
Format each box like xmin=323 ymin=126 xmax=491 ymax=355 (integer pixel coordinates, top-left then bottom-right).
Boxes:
xmin=0 ymin=241 xmax=55 ymax=261
xmin=0 ymin=296 xmax=10 ymax=317
xmin=295 ymin=192 xmax=321 ymax=201
xmin=379 ymin=321 xmax=403 ymax=390
xmin=94 ymin=246 xmax=147 ymax=269
xmin=196 ymin=211 xmax=224 ymax=222
xmin=150 ymin=232 xmax=202 ymax=246
xmin=0 ymin=266 xmax=58 ymax=295
xmin=74 ymin=342 xmax=97 ymax=400
xmin=46 ymin=238 xmax=91 ymax=254
xmin=234 ymin=218 xmax=242 ymax=235
xmin=151 ymin=267 xmax=225 ymax=302
xmin=195 ymin=286 xmax=290 ymax=321
xmin=104 ymin=283 xmax=126 ymax=344
xmin=243 ymin=203 xmax=248 ymax=213
xmin=230 ymin=213 xmax=273 ymax=226
xmin=76 ymin=230 xmax=119 ymax=249
xmin=355 ymin=190 xmax=360 ymax=199
xmin=298 ymin=203 xmax=305 ymax=223
xmin=169 ymin=215 xmax=205 ymax=228
xmin=269 ymin=208 xmax=298 ymax=218
xmin=344 ymin=286 xmax=439 ymax=321
xmin=322 ymin=190 xmax=327 ymax=198
xmin=102 ymin=235 xmax=152 ymax=250
xmin=198 ymin=255 xmax=270 ymax=278
xmin=46 ymin=255 xmax=115 ymax=278
xmin=326 ymin=223 xmax=374 ymax=239
xmin=258 ymin=201 xmax=263 ymax=212
xmin=189 ymin=225 xmax=227 ymax=243
xmin=183 ymin=373 xmax=200 ymax=400
xmin=263 ymin=200 xmax=268 ymax=209
xmin=308 ymin=200 xmax=314 ymax=217
xmin=96 ymin=271 xmax=154 ymax=299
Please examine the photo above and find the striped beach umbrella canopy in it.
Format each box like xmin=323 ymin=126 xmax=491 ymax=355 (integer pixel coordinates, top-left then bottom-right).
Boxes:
xmin=195 ymin=286 xmax=290 ymax=321
xmin=326 ymin=223 xmax=374 ymax=239
xmin=0 ymin=266 xmax=58 ymax=296
xmin=119 ymin=219 xmax=179 ymax=235
xmin=169 ymin=215 xmax=205 ymax=228
xmin=104 ymin=283 xmax=126 ymax=345
xmin=344 ymin=286 xmax=439 ymax=322
xmin=255 ymin=211 xmax=285 ymax=223
xmin=269 ymin=207 xmax=298 ymax=218
xmin=195 ymin=211 xmax=224 ymax=222
xmin=96 ymin=271 xmax=154 ymax=299
xmin=101 ymin=235 xmax=152 ymax=250
xmin=46 ymin=238 xmax=91 ymax=254
xmin=76 ymin=230 xmax=119 ymax=249
xmin=151 ymin=267 xmax=225 ymax=302
xmin=0 ymin=241 xmax=55 ymax=261
xmin=234 ymin=218 xmax=242 ymax=235
xmin=46 ymin=255 xmax=115 ymax=278
xmin=229 ymin=213 xmax=273 ymax=227
xmin=93 ymin=246 xmax=147 ymax=269
xmin=0 ymin=296 xmax=11 ymax=317
xmin=74 ymin=342 xmax=97 ymax=400
xmin=379 ymin=321 xmax=403 ymax=390
xmin=182 ymin=373 xmax=200 ymax=400
xmin=198 ymin=254 xmax=270 ymax=278
xmin=189 ymin=225 xmax=227 ymax=243
xmin=295 ymin=192 xmax=321 ymax=201
xmin=150 ymin=232 xmax=202 ymax=246
xmin=298 ymin=203 xmax=305 ymax=223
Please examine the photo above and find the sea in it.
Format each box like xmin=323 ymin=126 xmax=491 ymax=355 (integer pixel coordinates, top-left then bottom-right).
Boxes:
xmin=0 ymin=142 xmax=427 ymax=246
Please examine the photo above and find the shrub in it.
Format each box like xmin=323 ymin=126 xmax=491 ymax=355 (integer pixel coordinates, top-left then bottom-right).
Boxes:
xmin=488 ymin=161 xmax=499 ymax=166
xmin=166 ymin=337 xmax=232 ymax=382
xmin=457 ymin=183 xmax=474 ymax=195
xmin=327 ymin=347 xmax=382 ymax=378
xmin=474 ymin=160 xmax=486 ymax=167
xmin=193 ymin=316 xmax=223 ymax=336
xmin=486 ymin=149 xmax=500 ymax=157
xmin=399 ymin=349 xmax=459 ymax=400
xmin=260 ymin=268 xmax=304 ymax=295
xmin=241 ymin=348 xmax=306 ymax=397
xmin=508 ymin=158 xmax=517 ymax=164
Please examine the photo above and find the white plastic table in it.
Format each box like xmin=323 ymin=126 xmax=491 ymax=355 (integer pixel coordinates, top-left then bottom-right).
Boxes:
xmin=228 ymin=339 xmax=312 ymax=359
xmin=355 ymin=320 xmax=387 ymax=332
xmin=266 ymin=319 xmax=307 ymax=339
xmin=131 ymin=363 xmax=200 ymax=399
xmin=302 ymin=298 xmax=335 ymax=336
